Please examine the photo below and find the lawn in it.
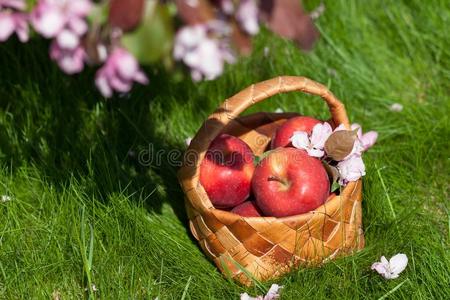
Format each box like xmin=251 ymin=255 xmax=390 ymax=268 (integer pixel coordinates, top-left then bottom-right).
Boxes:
xmin=0 ymin=0 xmax=449 ymax=299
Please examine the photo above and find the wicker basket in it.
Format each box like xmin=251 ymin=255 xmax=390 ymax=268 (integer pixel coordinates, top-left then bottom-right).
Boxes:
xmin=178 ymin=76 xmax=364 ymax=285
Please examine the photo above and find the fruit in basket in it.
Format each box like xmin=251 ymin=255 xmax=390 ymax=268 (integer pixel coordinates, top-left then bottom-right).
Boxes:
xmin=200 ymin=134 xmax=255 ymax=208
xmin=231 ymin=201 xmax=262 ymax=217
xmin=271 ymin=116 xmax=322 ymax=149
xmin=252 ymin=148 xmax=330 ymax=217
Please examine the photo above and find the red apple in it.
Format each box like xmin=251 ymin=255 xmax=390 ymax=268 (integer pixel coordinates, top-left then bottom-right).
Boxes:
xmin=200 ymin=134 xmax=255 ymax=208
xmin=252 ymin=148 xmax=330 ymax=217
xmin=231 ymin=201 xmax=262 ymax=217
xmin=271 ymin=116 xmax=322 ymax=149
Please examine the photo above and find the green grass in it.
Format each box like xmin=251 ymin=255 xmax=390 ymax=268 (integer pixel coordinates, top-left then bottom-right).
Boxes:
xmin=0 ymin=0 xmax=449 ymax=299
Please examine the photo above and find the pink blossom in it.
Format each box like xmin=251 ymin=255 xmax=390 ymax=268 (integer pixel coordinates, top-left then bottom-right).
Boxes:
xmin=95 ymin=48 xmax=148 ymax=98
xmin=236 ymin=0 xmax=259 ymax=35
xmin=337 ymin=154 xmax=366 ymax=185
xmin=31 ymin=0 xmax=91 ymax=38
xmin=0 ymin=0 xmax=28 ymax=42
xmin=50 ymin=40 xmax=85 ymax=74
xmin=372 ymin=254 xmax=408 ymax=279
xmin=31 ymin=0 xmax=92 ymax=74
xmin=173 ymin=22 xmax=235 ymax=81
xmin=290 ymin=122 xmax=332 ymax=157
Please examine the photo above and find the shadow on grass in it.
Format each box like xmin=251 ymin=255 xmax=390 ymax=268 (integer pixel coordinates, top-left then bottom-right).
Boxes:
xmin=0 ymin=39 xmax=192 ymax=224
xmin=0 ymin=38 xmax=277 ymax=226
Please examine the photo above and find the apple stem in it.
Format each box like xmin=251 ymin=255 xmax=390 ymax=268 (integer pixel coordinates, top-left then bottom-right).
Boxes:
xmin=268 ymin=175 xmax=289 ymax=186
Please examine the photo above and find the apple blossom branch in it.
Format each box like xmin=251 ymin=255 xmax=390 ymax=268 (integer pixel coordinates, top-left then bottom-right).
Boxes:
xmin=0 ymin=0 xmax=319 ymax=98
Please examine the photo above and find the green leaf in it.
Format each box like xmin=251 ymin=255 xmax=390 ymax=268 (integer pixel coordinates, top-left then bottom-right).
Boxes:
xmin=253 ymin=149 xmax=277 ymax=166
xmin=331 ymin=181 xmax=340 ymax=192
xmin=121 ymin=1 xmax=174 ymax=64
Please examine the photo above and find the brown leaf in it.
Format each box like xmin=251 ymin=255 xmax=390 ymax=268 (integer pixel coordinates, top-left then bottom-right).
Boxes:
xmin=109 ymin=0 xmax=145 ymax=31
xmin=259 ymin=0 xmax=319 ymax=50
xmin=175 ymin=0 xmax=215 ymax=25
xmin=324 ymin=129 xmax=358 ymax=161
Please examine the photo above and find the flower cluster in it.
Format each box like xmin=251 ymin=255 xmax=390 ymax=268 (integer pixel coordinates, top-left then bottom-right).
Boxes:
xmin=0 ymin=0 xmax=320 ymax=98
xmin=291 ymin=122 xmax=378 ymax=185
xmin=31 ymin=0 xmax=92 ymax=74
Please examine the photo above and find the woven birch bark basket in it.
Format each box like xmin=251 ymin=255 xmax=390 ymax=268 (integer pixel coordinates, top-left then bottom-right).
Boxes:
xmin=178 ymin=76 xmax=364 ymax=285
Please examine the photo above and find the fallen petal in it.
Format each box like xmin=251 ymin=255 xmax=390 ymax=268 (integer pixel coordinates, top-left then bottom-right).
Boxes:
xmin=371 ymin=262 xmax=389 ymax=277
xmin=264 ymin=284 xmax=283 ymax=300
xmin=389 ymin=253 xmax=408 ymax=275
xmin=1 ymin=195 xmax=11 ymax=202
xmin=372 ymin=254 xmax=408 ymax=279
xmin=240 ymin=293 xmax=263 ymax=300
xmin=389 ymin=103 xmax=403 ymax=112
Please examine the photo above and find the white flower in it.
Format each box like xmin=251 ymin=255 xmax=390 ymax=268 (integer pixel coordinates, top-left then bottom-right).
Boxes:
xmin=337 ymin=154 xmax=366 ymax=185
xmin=371 ymin=254 xmax=408 ymax=279
xmin=389 ymin=103 xmax=403 ymax=112
xmin=290 ymin=122 xmax=332 ymax=158
xmin=240 ymin=284 xmax=283 ymax=300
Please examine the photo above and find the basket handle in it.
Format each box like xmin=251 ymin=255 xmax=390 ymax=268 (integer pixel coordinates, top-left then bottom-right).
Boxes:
xmin=182 ymin=76 xmax=350 ymax=190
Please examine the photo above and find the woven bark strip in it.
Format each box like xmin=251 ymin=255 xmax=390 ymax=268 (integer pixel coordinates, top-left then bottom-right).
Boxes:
xmin=178 ymin=76 xmax=364 ymax=285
